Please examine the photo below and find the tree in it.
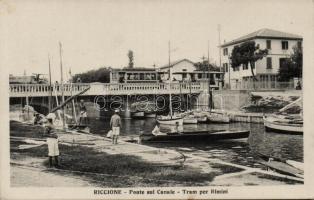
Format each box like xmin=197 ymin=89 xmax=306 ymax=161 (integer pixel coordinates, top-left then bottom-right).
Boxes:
xmin=127 ymin=50 xmax=134 ymax=68
xmin=230 ymin=41 xmax=268 ymax=81
xmin=194 ymin=60 xmax=220 ymax=84
xmin=72 ymin=67 xmax=111 ymax=83
xmin=278 ymin=44 xmax=302 ymax=81
xmin=194 ymin=60 xmax=220 ymax=72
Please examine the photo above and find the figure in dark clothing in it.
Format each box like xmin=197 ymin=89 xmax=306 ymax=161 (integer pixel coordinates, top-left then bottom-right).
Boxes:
xmin=79 ymin=99 xmax=88 ymax=125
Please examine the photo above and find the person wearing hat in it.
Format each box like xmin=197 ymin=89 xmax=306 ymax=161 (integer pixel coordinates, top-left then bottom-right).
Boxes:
xmin=110 ymin=109 xmax=121 ymax=144
xmin=44 ymin=113 xmax=60 ymax=168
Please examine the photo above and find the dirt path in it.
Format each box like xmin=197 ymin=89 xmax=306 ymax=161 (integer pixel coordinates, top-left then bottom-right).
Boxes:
xmin=11 ymin=164 xmax=93 ymax=187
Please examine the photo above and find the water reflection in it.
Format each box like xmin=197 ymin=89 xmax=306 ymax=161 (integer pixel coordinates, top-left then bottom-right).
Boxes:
xmin=89 ymin=117 xmax=303 ymax=164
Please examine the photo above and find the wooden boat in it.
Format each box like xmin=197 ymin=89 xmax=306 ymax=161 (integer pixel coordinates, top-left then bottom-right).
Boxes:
xmin=157 ymin=115 xmax=183 ymax=125
xmin=196 ymin=116 xmax=208 ymax=123
xmin=139 ymin=129 xmax=250 ymax=143
xmin=257 ymin=152 xmax=303 ymax=178
xmin=263 ymin=116 xmax=303 ymax=134
xmin=145 ymin=112 xmax=156 ymax=118
xmin=183 ymin=115 xmax=198 ymax=124
xmin=131 ymin=111 xmax=145 ymax=119
xmin=207 ymin=112 xmax=230 ymax=123
xmin=259 ymin=160 xmax=303 ymax=179
xmin=68 ymin=124 xmax=88 ymax=129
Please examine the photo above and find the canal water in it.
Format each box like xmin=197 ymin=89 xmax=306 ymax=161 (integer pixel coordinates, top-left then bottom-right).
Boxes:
xmin=88 ymin=117 xmax=303 ymax=168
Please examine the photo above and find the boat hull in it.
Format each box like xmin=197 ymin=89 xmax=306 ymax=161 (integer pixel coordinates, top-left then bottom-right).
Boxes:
xmin=183 ymin=118 xmax=198 ymax=124
xmin=145 ymin=113 xmax=156 ymax=118
xmin=157 ymin=117 xmax=183 ymax=125
xmin=196 ymin=117 xmax=208 ymax=123
xmin=207 ymin=113 xmax=230 ymax=123
xmin=140 ymin=130 xmax=250 ymax=143
xmin=264 ymin=116 xmax=303 ymax=134
xmin=131 ymin=112 xmax=145 ymax=119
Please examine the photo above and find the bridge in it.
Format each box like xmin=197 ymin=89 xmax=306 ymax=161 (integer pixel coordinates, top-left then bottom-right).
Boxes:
xmin=9 ymin=81 xmax=206 ymax=98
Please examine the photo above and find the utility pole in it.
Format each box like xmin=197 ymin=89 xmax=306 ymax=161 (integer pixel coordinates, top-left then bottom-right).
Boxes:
xmin=59 ymin=42 xmax=66 ymax=130
xmin=218 ymin=24 xmax=222 ymax=72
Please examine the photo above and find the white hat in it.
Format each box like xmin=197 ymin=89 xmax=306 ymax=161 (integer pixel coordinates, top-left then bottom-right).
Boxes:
xmin=115 ymin=109 xmax=119 ymax=113
xmin=46 ymin=113 xmax=56 ymax=120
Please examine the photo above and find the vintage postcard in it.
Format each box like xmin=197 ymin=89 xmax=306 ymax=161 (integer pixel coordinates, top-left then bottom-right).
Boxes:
xmin=1 ymin=0 xmax=314 ymax=199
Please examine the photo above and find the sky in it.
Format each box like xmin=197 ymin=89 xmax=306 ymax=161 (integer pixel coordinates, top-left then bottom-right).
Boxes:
xmin=1 ymin=0 xmax=312 ymax=81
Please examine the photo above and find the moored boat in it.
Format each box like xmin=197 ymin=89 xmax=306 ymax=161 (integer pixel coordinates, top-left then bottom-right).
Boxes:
xmin=207 ymin=112 xmax=230 ymax=123
xmin=156 ymin=115 xmax=183 ymax=125
xmin=139 ymin=129 xmax=250 ymax=143
xmin=131 ymin=111 xmax=145 ymax=119
xmin=183 ymin=116 xmax=198 ymax=124
xmin=145 ymin=112 xmax=156 ymax=118
xmin=263 ymin=115 xmax=303 ymax=134
xmin=196 ymin=116 xmax=207 ymax=123
xmin=257 ymin=152 xmax=304 ymax=178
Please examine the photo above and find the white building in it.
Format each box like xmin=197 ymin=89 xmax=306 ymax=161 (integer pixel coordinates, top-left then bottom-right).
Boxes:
xmin=158 ymin=59 xmax=224 ymax=89
xmin=220 ymin=28 xmax=302 ymax=89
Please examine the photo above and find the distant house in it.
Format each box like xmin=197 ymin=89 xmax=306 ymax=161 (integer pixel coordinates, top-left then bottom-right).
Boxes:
xmin=221 ymin=28 xmax=302 ymax=89
xmin=158 ymin=58 xmax=224 ymax=89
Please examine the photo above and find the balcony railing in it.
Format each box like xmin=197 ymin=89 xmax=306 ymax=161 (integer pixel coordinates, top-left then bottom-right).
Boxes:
xmin=9 ymin=82 xmax=202 ymax=97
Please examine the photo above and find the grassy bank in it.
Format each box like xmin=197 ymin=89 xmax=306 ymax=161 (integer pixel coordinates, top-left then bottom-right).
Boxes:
xmin=10 ymin=121 xmax=219 ymax=187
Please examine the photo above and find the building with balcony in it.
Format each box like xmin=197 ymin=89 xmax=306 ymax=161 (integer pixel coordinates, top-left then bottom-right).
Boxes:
xmin=221 ymin=28 xmax=302 ymax=89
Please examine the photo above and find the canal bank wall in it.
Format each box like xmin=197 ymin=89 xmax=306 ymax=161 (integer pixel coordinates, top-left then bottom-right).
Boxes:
xmin=210 ymin=109 xmax=264 ymax=123
xmin=212 ymin=90 xmax=302 ymax=111
xmin=210 ymin=89 xmax=302 ymax=123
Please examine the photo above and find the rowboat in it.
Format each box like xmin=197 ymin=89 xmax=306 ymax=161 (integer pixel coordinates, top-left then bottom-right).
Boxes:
xmin=183 ymin=115 xmax=198 ymax=124
xmin=263 ymin=116 xmax=303 ymax=134
xmin=257 ymin=152 xmax=304 ymax=178
xmin=196 ymin=116 xmax=208 ymax=123
xmin=139 ymin=130 xmax=250 ymax=143
xmin=157 ymin=115 xmax=183 ymax=125
xmin=207 ymin=113 xmax=230 ymax=123
xmin=131 ymin=111 xmax=145 ymax=119
xmin=145 ymin=112 xmax=156 ymax=118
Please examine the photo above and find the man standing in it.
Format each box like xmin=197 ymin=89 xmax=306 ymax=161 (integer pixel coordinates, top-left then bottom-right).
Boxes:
xmin=110 ymin=109 xmax=121 ymax=145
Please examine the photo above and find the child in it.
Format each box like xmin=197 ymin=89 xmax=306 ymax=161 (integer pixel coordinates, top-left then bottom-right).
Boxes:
xmin=44 ymin=113 xmax=60 ymax=168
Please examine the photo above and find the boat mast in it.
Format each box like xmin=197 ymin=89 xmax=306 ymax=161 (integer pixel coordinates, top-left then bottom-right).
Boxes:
xmin=59 ymin=42 xmax=66 ymax=130
xmin=48 ymin=54 xmax=52 ymax=113
xmin=168 ymin=41 xmax=173 ymax=118
xmin=69 ymin=69 xmax=78 ymax=124
xmin=208 ymin=40 xmax=212 ymax=111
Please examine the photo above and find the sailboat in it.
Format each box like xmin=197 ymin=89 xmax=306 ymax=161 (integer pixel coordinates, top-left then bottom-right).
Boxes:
xmin=157 ymin=41 xmax=183 ymax=126
xmin=264 ymin=97 xmax=303 ymax=134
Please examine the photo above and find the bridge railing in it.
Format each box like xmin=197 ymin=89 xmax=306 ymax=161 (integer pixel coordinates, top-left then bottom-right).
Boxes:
xmin=9 ymin=82 xmax=202 ymax=97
